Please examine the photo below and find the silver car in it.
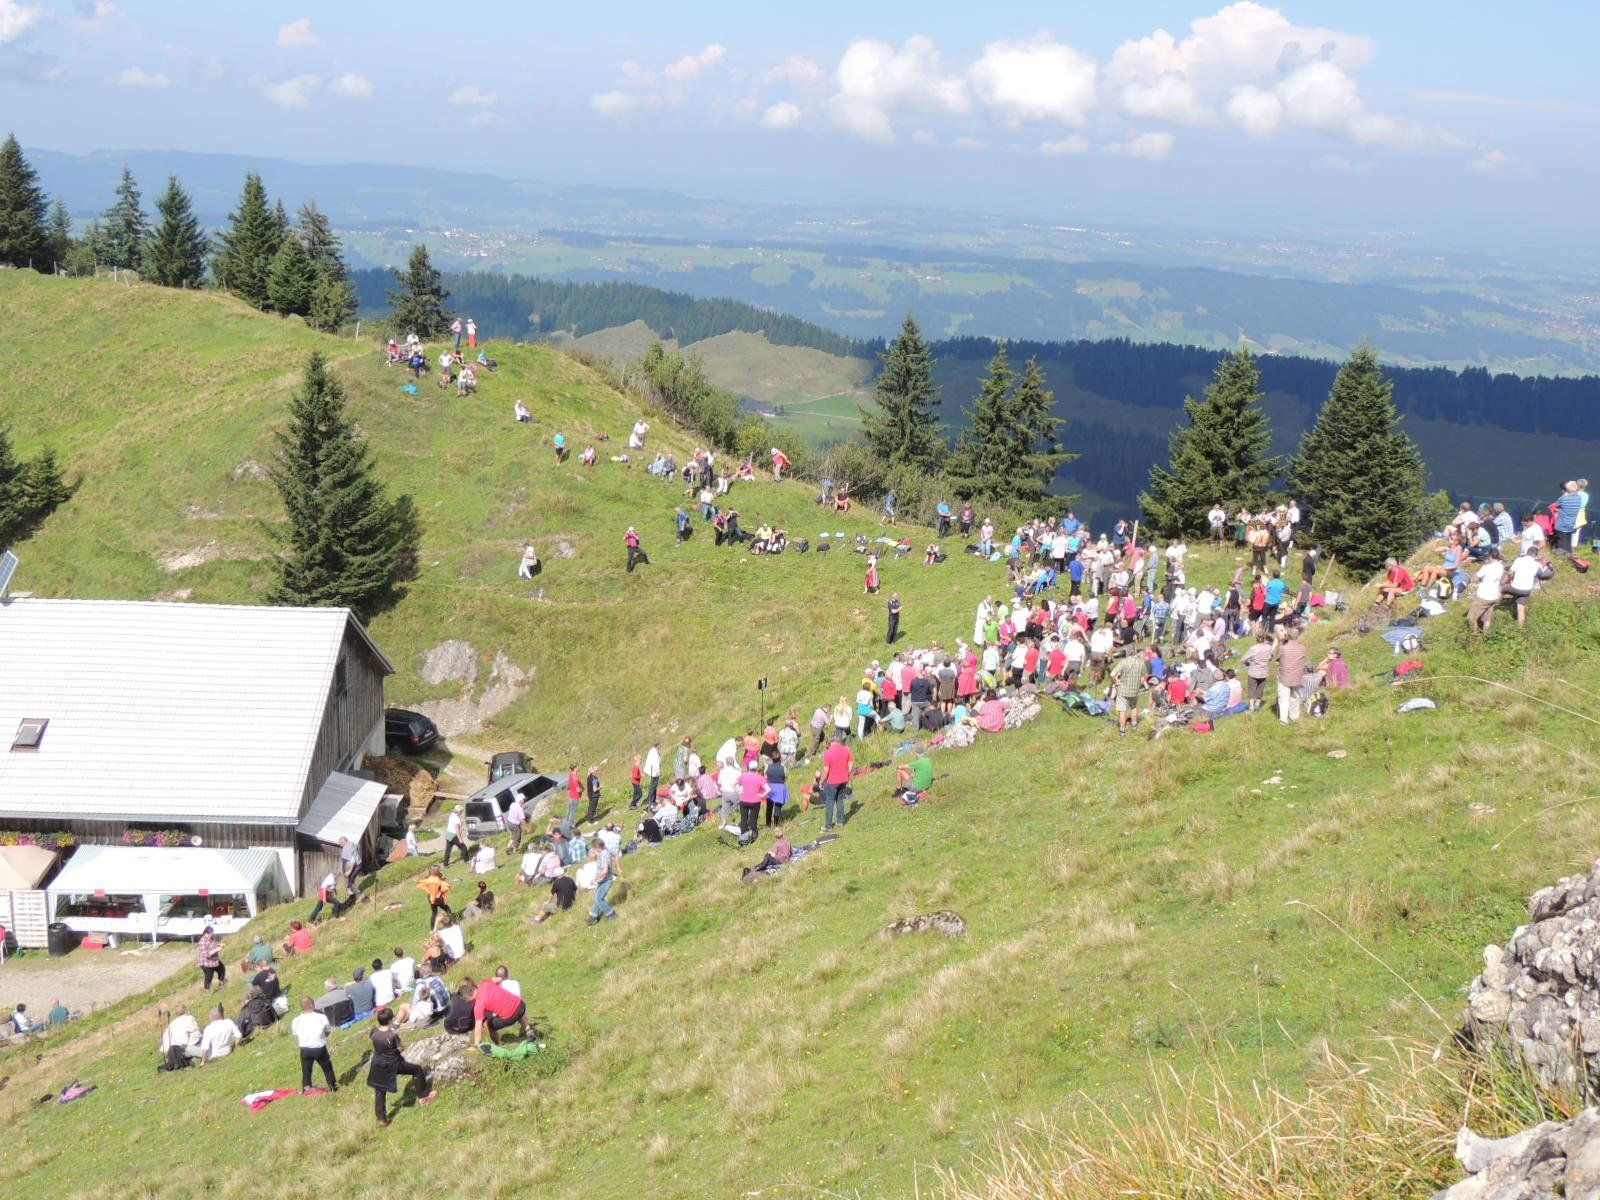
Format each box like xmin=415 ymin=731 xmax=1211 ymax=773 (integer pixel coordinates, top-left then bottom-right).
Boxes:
xmin=463 ymin=771 xmax=562 ymax=840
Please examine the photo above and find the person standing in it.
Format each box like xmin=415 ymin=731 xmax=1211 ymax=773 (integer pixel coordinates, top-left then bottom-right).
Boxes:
xmin=673 ymin=737 xmax=692 ymax=785
xmin=504 ymin=793 xmax=526 ymax=853
xmin=886 ymin=592 xmax=901 ymax=645
xmin=368 ymin=1008 xmax=436 ymax=1125
xmin=443 ymin=806 xmax=469 ymax=868
xmin=1273 ymin=630 xmax=1309 ymax=725
xmin=864 ymin=553 xmax=880 ymax=595
xmin=736 ymin=761 xmax=769 ymax=841
xmin=629 ymin=754 xmax=643 ymax=808
xmin=586 ymin=841 xmax=618 ymax=925
xmin=625 ymin=526 xmax=649 ymax=572
xmin=197 ymin=925 xmax=225 ymax=991
xmin=585 ymin=764 xmax=602 ymax=824
xmin=1467 ymin=549 xmax=1506 ymax=633
xmin=417 ymin=867 xmax=451 ymax=932
xmin=466 ymin=318 xmax=477 ymax=350
xmin=675 ymin=506 xmax=691 ymax=545
xmin=566 ymin=764 xmax=582 ymax=827
xmin=450 ymin=316 xmax=463 ymax=350
xmin=291 ymin=997 xmax=337 ymax=1094
xmin=642 ymin=741 xmax=661 ymax=810
xmin=881 ymin=490 xmax=897 ymax=526
xmin=820 ymin=734 xmax=853 ymax=832
xmin=338 ymin=835 xmax=361 ymax=896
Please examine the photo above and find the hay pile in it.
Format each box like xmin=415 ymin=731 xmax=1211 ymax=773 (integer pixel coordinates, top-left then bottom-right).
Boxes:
xmin=363 ymin=754 xmax=437 ymax=816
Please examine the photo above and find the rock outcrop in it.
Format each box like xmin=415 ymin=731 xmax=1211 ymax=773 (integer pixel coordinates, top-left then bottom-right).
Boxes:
xmin=1434 ymin=1112 xmax=1600 ymax=1200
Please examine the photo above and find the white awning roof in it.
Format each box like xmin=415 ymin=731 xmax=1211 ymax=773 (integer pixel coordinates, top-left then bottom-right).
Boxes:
xmin=48 ymin=846 xmax=279 ymax=897
xmin=297 ymin=772 xmax=386 ymax=846
xmin=0 ymin=844 xmax=57 ymax=889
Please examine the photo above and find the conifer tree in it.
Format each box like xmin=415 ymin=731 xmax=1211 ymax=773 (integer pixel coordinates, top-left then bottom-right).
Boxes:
xmin=0 ymin=426 xmax=25 ymax=542
xmin=949 ymin=343 xmax=1016 ymax=502
xmin=1290 ymin=344 xmax=1428 ymax=576
xmin=1139 ymin=348 xmax=1281 ymax=537
xmin=386 ymin=243 xmax=452 ymax=338
xmin=143 ymin=176 xmax=207 ymax=288
xmin=296 ymin=202 xmax=342 ymax=270
xmin=297 ymin=202 xmax=356 ymax=331
xmin=0 ymin=133 xmax=50 ymax=271
xmin=269 ymin=352 xmax=419 ymax=616
xmin=266 ymin=235 xmax=315 ymax=316
xmin=93 ymin=166 xmax=147 ymax=269
xmin=0 ymin=428 xmax=70 ymax=545
xmin=861 ymin=314 xmax=945 ymax=472
xmin=46 ymin=198 xmax=72 ymax=267
xmin=212 ymin=172 xmax=281 ymax=308
xmin=1010 ymin=356 xmax=1075 ymax=510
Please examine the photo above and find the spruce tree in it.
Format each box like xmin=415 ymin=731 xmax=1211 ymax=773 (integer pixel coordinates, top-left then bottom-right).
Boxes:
xmin=1290 ymin=344 xmax=1428 ymax=576
xmin=265 ymin=235 xmax=315 ymax=316
xmin=1139 ymin=348 xmax=1281 ymax=537
xmin=143 ymin=176 xmax=207 ymax=287
xmin=0 ymin=426 xmax=25 ymax=543
xmin=269 ymin=352 xmax=419 ymax=616
xmin=308 ymin=268 xmax=357 ymax=332
xmin=46 ymin=199 xmax=72 ymax=268
xmin=386 ymin=243 xmax=452 ymax=338
xmin=212 ymin=172 xmax=281 ymax=308
xmin=861 ymin=314 xmax=944 ymax=472
xmin=0 ymin=133 xmax=50 ymax=271
xmin=94 ymin=166 xmax=147 ymax=269
xmin=296 ymin=202 xmax=342 ymax=271
xmin=949 ymin=343 xmax=1016 ymax=502
xmin=1010 ymin=356 xmax=1075 ymax=510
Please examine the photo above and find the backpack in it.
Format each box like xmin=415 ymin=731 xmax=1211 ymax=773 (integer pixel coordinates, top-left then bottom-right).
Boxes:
xmin=1397 ymin=633 xmax=1421 ymax=655
xmin=1307 ymin=691 xmax=1329 ymax=718
xmin=1431 ymin=577 xmax=1452 ymax=601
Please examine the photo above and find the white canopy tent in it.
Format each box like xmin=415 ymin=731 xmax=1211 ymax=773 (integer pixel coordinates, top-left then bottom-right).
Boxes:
xmin=47 ymin=846 xmax=288 ymax=943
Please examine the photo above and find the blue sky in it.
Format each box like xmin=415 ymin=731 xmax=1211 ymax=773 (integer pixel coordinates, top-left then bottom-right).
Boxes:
xmin=2 ymin=1 xmax=1595 ymax=241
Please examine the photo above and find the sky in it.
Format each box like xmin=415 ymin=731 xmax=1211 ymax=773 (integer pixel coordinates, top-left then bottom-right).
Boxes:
xmin=1 ymin=1 xmax=1596 ymax=244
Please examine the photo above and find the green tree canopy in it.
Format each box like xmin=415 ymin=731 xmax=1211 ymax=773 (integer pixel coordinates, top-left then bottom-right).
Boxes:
xmin=266 ymin=235 xmax=315 ymax=317
xmin=269 ymin=352 xmax=419 ymax=616
xmin=386 ymin=243 xmax=453 ymax=338
xmin=0 ymin=133 xmax=50 ymax=270
xmin=861 ymin=314 xmax=945 ymax=472
xmin=212 ymin=172 xmax=281 ymax=308
xmin=143 ymin=175 xmax=207 ymax=288
xmin=1290 ymin=344 xmax=1429 ymax=576
xmin=1139 ymin=348 xmax=1282 ymax=537
xmin=92 ymin=166 xmax=147 ymax=270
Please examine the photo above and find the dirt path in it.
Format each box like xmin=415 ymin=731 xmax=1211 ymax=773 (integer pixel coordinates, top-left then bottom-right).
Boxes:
xmin=0 ymin=943 xmax=193 ymax=1021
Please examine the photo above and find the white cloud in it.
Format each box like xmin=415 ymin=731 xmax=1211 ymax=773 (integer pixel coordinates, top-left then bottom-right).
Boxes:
xmin=110 ymin=65 xmax=170 ymax=89
xmin=760 ymin=100 xmax=802 ymax=131
xmin=591 ymin=89 xmax=655 ymax=120
xmin=1119 ymin=73 xmax=1206 ymax=125
xmin=276 ymin=18 xmax=320 ymax=49
xmin=0 ymin=0 xmax=44 ymax=46
xmin=1469 ymin=149 xmax=1514 ymax=175
xmin=823 ymin=35 xmax=970 ymax=143
xmin=1039 ymin=134 xmax=1091 ymax=156
xmin=663 ymin=43 xmax=726 ymax=82
xmin=1111 ymin=131 xmax=1176 ymax=161
xmin=261 ymin=73 xmax=321 ymax=110
xmin=329 ymin=72 xmax=373 ymax=100
xmin=449 ymin=83 xmax=498 ymax=107
xmin=968 ymin=37 xmax=1097 ymax=128
xmin=1225 ymin=84 xmax=1282 ymax=136
xmin=763 ymin=54 xmax=824 ymax=90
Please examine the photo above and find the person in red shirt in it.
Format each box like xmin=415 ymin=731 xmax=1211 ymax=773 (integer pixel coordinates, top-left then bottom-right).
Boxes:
xmin=630 ymin=755 xmax=643 ymax=808
xmin=1377 ymin=558 xmax=1416 ymax=604
xmin=467 ymin=975 xmax=527 ymax=1046
xmin=566 ymin=764 xmax=581 ymax=827
xmin=282 ymin=921 xmax=312 ymax=956
xmin=820 ymin=735 xmax=853 ymax=831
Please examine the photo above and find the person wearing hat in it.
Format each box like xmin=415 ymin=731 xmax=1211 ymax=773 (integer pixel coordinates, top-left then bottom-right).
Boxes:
xmin=246 ymin=933 xmax=275 ymax=967
xmin=443 ymin=805 xmax=469 ymax=868
xmin=625 ymin=526 xmax=649 ymax=573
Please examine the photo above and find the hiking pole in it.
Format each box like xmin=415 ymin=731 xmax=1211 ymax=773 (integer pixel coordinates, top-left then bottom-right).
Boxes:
xmin=1315 ymin=552 xmax=1337 ymax=596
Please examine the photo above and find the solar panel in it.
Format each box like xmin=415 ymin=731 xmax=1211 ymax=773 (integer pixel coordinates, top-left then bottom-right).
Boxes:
xmin=0 ymin=550 xmax=16 ymax=600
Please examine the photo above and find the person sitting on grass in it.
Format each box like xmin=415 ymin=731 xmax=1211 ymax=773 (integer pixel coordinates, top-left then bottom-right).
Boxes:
xmin=741 ymin=827 xmax=794 ymax=879
xmin=282 ymin=920 xmax=312 ymax=957
xmin=894 ymin=753 xmax=934 ymax=804
xmin=1376 ymin=557 xmax=1417 ymax=605
xmin=159 ymin=1005 xmax=201 ymax=1070
xmin=465 ymin=974 xmax=528 ymax=1047
xmin=199 ymin=1003 xmax=242 ymax=1064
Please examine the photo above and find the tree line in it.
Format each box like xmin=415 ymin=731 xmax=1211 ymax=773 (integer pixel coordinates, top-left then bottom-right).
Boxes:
xmin=0 ymin=133 xmax=357 ymax=332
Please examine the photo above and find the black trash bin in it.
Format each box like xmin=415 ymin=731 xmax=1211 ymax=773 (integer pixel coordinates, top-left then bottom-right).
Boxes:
xmin=47 ymin=922 xmax=80 ymax=957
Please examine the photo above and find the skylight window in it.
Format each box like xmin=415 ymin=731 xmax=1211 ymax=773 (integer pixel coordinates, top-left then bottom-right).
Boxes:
xmin=12 ymin=718 xmax=47 ymax=751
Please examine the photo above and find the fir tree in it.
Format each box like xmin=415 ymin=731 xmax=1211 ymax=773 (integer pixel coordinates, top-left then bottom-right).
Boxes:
xmin=386 ymin=243 xmax=452 ymax=338
xmin=861 ymin=314 xmax=945 ymax=472
xmin=93 ymin=166 xmax=147 ymax=270
xmin=948 ymin=343 xmax=1016 ymax=502
xmin=143 ymin=176 xmax=207 ymax=288
xmin=0 ymin=133 xmax=50 ymax=271
xmin=269 ymin=352 xmax=419 ymax=616
xmin=212 ymin=172 xmax=281 ymax=308
xmin=45 ymin=198 xmax=72 ymax=267
xmin=1290 ymin=344 xmax=1428 ymax=576
xmin=1139 ymin=348 xmax=1281 ymax=537
xmin=1010 ymin=356 xmax=1075 ymax=510
xmin=307 ymin=267 xmax=357 ymax=332
xmin=0 ymin=429 xmax=70 ymax=545
xmin=265 ymin=235 xmax=315 ymax=316
xmin=296 ymin=202 xmax=343 ymax=272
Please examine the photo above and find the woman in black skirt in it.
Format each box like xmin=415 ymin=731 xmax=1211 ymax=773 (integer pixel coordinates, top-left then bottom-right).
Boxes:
xmin=368 ymin=1007 xmax=438 ymax=1125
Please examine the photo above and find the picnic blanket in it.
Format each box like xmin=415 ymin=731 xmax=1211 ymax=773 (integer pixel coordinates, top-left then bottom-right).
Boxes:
xmin=241 ymin=1086 xmax=327 ymax=1112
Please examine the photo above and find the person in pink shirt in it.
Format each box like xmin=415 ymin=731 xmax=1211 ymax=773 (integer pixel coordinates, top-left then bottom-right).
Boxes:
xmin=819 ymin=735 xmax=853 ymax=831
xmin=736 ymin=765 xmax=769 ymax=840
xmin=975 ymin=691 xmax=1010 ymax=734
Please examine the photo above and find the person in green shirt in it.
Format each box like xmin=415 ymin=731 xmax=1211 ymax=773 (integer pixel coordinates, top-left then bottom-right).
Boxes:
xmin=896 ymin=753 xmax=934 ymax=803
xmin=1111 ymin=651 xmax=1146 ymax=733
xmin=246 ymin=935 xmax=276 ymax=966
xmin=48 ymin=999 xmax=70 ymax=1028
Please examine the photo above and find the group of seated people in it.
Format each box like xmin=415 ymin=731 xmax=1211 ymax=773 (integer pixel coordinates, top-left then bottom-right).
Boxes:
xmin=6 ymin=998 xmax=71 ymax=1037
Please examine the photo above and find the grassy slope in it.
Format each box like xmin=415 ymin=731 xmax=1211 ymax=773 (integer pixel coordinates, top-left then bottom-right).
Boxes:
xmin=4 ymin=273 xmax=1598 ymax=1199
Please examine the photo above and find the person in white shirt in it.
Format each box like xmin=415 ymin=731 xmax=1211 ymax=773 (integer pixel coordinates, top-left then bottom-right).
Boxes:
xmin=643 ymin=742 xmax=662 ymax=806
xmin=518 ymin=847 xmax=544 ymax=886
xmin=1207 ymin=504 xmax=1227 ymax=545
xmin=370 ymin=959 xmax=397 ymax=1009
xmin=517 ymin=542 xmax=539 ymax=580
xmin=493 ymin=964 xmax=522 ymax=998
xmin=1521 ymin=519 xmax=1546 ymax=555
xmin=198 ymin=1005 xmax=242 ymax=1063
xmin=1506 ymin=549 xmax=1543 ymax=625
xmin=628 ymin=418 xmax=650 ymax=450
xmin=437 ymin=915 xmax=466 ymax=963
xmin=1467 ymin=549 xmax=1507 ymax=633
xmin=444 ymin=806 xmax=469 ymax=868
xmin=290 ymin=998 xmax=336 ymax=1093
xmin=505 ymin=795 xmax=526 ymax=851
xmin=390 ymin=949 xmax=417 ymax=992
xmin=473 ymin=842 xmax=497 ymax=875
xmin=160 ymin=1006 xmax=202 ymax=1069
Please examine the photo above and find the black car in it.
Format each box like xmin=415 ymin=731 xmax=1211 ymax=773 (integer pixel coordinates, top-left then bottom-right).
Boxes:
xmin=385 ymin=708 xmax=439 ymax=755
xmin=487 ymin=751 xmax=532 ymax=784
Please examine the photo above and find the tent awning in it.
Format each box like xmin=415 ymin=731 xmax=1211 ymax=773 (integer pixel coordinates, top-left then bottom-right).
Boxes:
xmin=47 ymin=845 xmax=278 ymax=897
xmin=0 ymin=844 xmax=58 ymax=890
xmin=297 ymin=771 xmax=387 ymax=847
